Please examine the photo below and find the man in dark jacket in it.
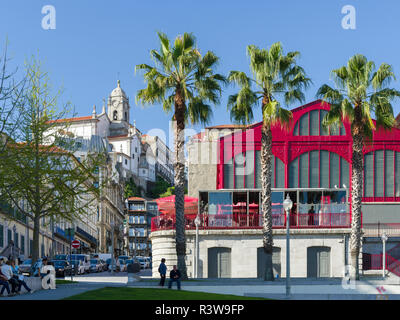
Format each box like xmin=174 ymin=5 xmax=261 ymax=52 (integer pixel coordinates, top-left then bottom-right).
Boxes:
xmin=168 ymin=265 xmax=181 ymax=290
xmin=158 ymin=258 xmax=167 ymax=287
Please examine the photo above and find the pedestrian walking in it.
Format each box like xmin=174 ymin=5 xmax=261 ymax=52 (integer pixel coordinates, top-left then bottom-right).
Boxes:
xmin=158 ymin=258 xmax=167 ymax=287
xmin=168 ymin=265 xmax=181 ymax=290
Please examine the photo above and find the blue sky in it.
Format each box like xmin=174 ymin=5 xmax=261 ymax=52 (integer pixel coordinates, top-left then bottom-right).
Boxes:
xmin=1 ymin=0 xmax=399 ymax=147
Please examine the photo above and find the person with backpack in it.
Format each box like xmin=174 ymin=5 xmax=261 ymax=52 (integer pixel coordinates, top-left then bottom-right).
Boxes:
xmin=158 ymin=258 xmax=167 ymax=287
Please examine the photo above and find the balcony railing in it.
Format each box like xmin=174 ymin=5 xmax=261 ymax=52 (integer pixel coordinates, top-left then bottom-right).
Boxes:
xmin=151 ymin=212 xmax=351 ymax=232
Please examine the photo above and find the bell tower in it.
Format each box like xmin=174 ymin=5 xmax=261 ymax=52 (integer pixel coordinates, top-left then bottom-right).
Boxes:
xmin=108 ymin=80 xmax=130 ymax=136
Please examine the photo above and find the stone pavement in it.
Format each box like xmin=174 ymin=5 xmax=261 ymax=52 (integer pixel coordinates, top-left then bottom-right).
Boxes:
xmin=2 ymin=273 xmax=400 ymax=300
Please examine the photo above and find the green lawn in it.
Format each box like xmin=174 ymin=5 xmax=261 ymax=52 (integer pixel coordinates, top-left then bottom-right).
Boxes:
xmin=64 ymin=287 xmax=266 ymax=300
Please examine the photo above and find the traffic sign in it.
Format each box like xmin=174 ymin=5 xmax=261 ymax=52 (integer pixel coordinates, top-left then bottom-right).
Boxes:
xmin=71 ymin=240 xmax=80 ymax=249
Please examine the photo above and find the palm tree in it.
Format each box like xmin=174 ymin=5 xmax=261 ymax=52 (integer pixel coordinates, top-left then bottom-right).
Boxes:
xmin=317 ymin=54 xmax=400 ymax=279
xmin=227 ymin=42 xmax=311 ymax=280
xmin=135 ymin=32 xmax=226 ymax=279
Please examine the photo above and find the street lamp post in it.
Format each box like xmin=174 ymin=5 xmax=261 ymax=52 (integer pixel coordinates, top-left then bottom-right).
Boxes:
xmin=194 ymin=215 xmax=201 ymax=278
xmin=283 ymin=194 xmax=293 ymax=298
xmin=381 ymin=233 xmax=388 ymax=279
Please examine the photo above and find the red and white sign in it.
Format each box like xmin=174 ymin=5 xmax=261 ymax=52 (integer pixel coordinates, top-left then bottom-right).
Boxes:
xmin=71 ymin=240 xmax=80 ymax=249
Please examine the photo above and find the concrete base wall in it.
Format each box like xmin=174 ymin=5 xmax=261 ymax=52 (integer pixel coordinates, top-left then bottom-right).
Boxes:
xmin=0 ymin=277 xmax=43 ymax=296
xmin=151 ymin=229 xmax=350 ymax=279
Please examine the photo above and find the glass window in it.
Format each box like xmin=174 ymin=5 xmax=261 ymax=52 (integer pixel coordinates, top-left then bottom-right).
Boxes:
xmin=375 ymin=150 xmax=384 ymax=197
xmin=293 ymin=122 xmax=299 ymax=136
xmin=310 ymin=151 xmax=319 ymax=187
xmin=208 ymin=192 xmax=232 ymax=215
xmin=223 ymin=161 xmax=234 ymax=189
xmin=330 ymin=152 xmax=339 ymax=188
xmin=255 ymin=150 xmax=261 ymax=189
xmin=299 ymin=152 xmax=309 ymax=188
xmin=275 ymin=157 xmax=285 ymax=188
xmin=385 ymin=150 xmax=394 ymax=197
xmin=299 ymin=113 xmax=309 ymax=136
xmin=320 ymin=110 xmax=329 ymax=136
xmin=320 ymin=151 xmax=329 ymax=188
xmin=310 ymin=110 xmax=319 ymax=136
xmin=396 ymin=152 xmax=400 ymax=197
xmin=289 ymin=158 xmax=298 ymax=188
xmin=340 ymin=123 xmax=346 ymax=136
xmin=364 ymin=152 xmax=374 ymax=197
xmin=234 ymin=153 xmax=245 ymax=189
xmin=340 ymin=157 xmax=349 ymax=189
xmin=245 ymin=150 xmax=255 ymax=188
xmin=271 ymin=192 xmax=284 ymax=226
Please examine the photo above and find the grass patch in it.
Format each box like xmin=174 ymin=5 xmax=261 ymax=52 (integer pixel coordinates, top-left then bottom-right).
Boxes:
xmin=64 ymin=287 xmax=266 ymax=300
xmin=56 ymin=279 xmax=78 ymax=285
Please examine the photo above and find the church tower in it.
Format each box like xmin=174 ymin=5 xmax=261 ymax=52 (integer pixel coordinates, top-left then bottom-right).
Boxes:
xmin=108 ymin=80 xmax=130 ymax=136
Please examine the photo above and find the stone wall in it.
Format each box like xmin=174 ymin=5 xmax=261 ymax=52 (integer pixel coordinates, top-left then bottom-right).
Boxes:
xmin=151 ymin=228 xmax=351 ymax=279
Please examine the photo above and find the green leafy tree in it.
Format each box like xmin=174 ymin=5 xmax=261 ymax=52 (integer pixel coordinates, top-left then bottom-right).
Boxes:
xmin=124 ymin=177 xmax=141 ymax=198
xmin=135 ymin=32 xmax=226 ymax=279
xmin=0 ymin=60 xmax=105 ymax=263
xmin=227 ymin=42 xmax=311 ymax=280
xmin=317 ymin=54 xmax=400 ymax=279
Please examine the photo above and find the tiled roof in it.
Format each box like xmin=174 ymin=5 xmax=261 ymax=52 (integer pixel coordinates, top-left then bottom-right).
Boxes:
xmin=47 ymin=116 xmax=96 ymax=123
xmin=108 ymin=134 xmax=129 ymax=139
xmin=128 ymin=196 xmax=145 ymax=201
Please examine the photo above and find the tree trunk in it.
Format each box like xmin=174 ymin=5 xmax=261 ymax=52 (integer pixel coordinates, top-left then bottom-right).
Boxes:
xmin=32 ymin=213 xmax=41 ymax=263
xmin=174 ymin=89 xmax=188 ymax=280
xmin=350 ymin=132 xmax=363 ymax=280
xmin=350 ymin=107 xmax=364 ymax=280
xmin=261 ymin=100 xmax=274 ymax=281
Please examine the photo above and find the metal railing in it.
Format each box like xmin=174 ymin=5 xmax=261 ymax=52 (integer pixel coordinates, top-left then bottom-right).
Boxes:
xmin=362 ymin=223 xmax=400 ymax=238
xmin=363 ymin=252 xmax=400 ymax=277
xmin=151 ymin=212 xmax=351 ymax=232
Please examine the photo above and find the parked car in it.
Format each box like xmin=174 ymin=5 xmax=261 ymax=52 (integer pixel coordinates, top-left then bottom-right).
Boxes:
xmin=99 ymin=259 xmax=107 ymax=271
xmin=69 ymin=259 xmax=85 ymax=275
xmin=118 ymin=255 xmax=130 ymax=262
xmin=52 ymin=260 xmax=72 ymax=278
xmin=144 ymin=257 xmax=151 ymax=269
xmin=136 ymin=257 xmax=146 ymax=269
xmin=107 ymin=258 xmax=121 ymax=272
xmin=119 ymin=259 xmax=128 ymax=272
xmin=69 ymin=254 xmax=90 ymax=273
xmin=89 ymin=259 xmax=102 ymax=273
xmin=19 ymin=259 xmax=33 ymax=275
xmin=53 ymin=254 xmax=68 ymax=261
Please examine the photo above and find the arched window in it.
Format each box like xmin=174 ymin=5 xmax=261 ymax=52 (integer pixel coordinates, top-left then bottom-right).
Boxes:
xmin=293 ymin=109 xmax=345 ymax=136
xmin=289 ymin=150 xmax=349 ymax=188
xmin=113 ymin=110 xmax=118 ymax=120
xmin=364 ymin=150 xmax=400 ymax=198
xmin=223 ymin=150 xmax=284 ymax=189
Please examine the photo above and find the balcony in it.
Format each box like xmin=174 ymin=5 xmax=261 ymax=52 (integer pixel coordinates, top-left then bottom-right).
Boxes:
xmin=151 ymin=212 xmax=351 ymax=232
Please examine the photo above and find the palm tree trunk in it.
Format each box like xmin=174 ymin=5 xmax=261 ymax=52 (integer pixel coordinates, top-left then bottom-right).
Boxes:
xmin=261 ymin=101 xmax=274 ymax=281
xmin=350 ymin=131 xmax=363 ymax=280
xmin=174 ymin=89 xmax=188 ymax=280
